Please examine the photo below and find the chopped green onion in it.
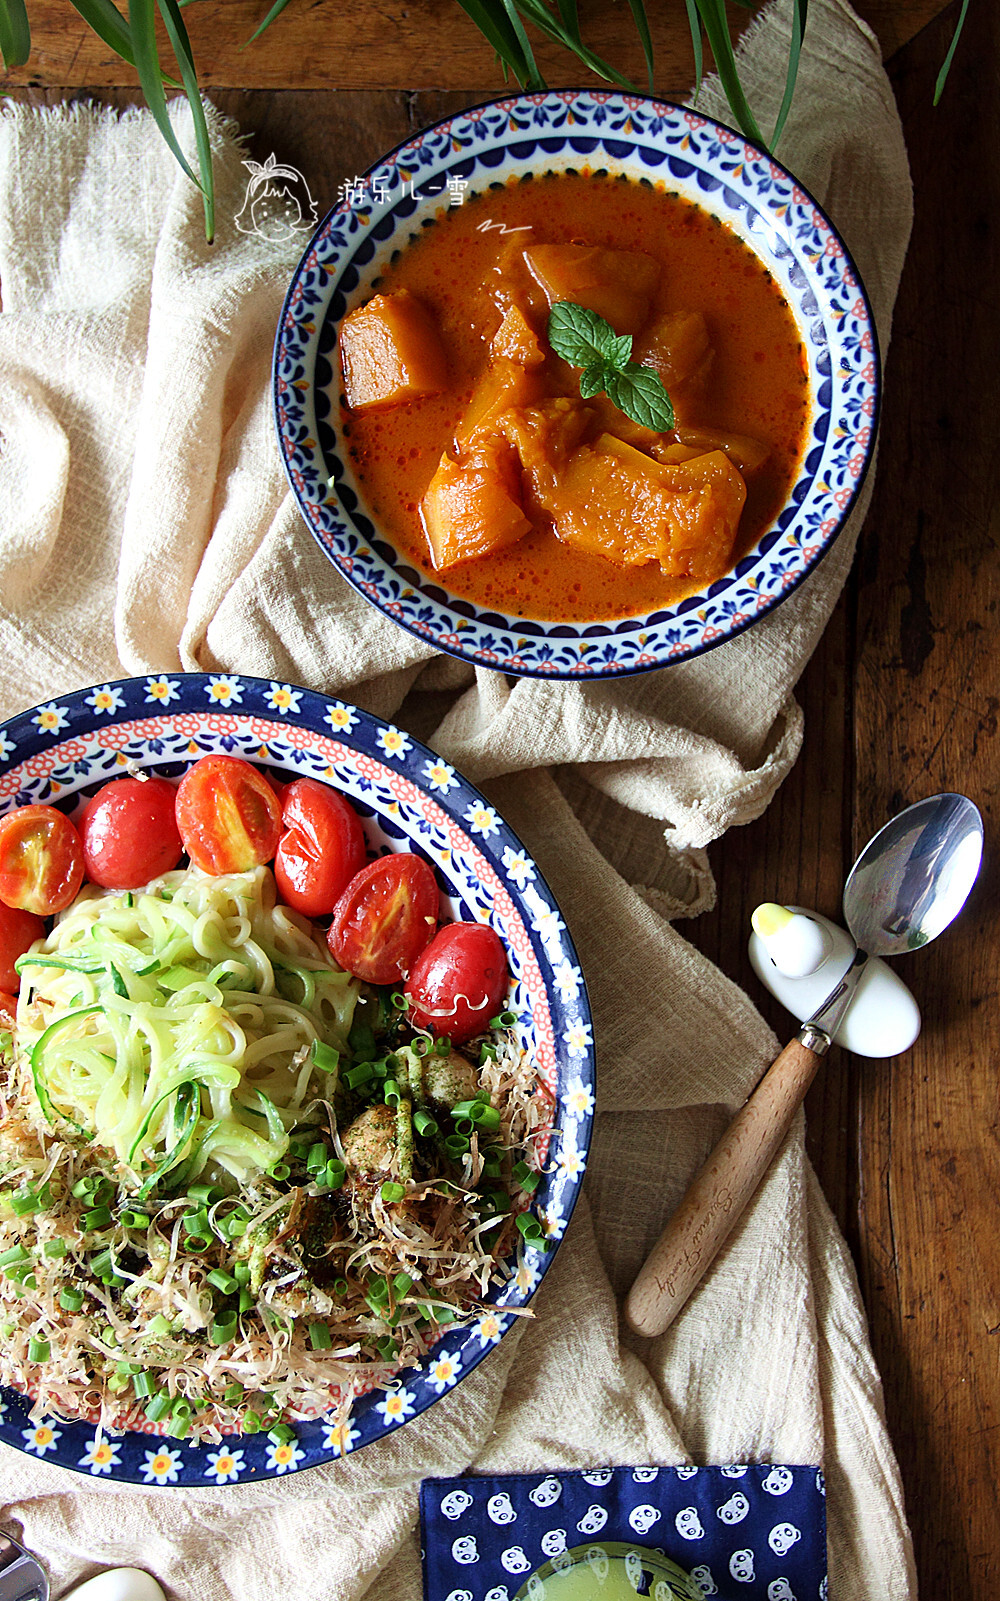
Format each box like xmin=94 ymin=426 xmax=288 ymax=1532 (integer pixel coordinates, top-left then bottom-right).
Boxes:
xmin=475 ymin=1105 xmax=501 ymax=1131
xmin=267 ymin=1161 xmax=290 ymax=1181
xmin=375 ymin=1336 xmax=398 ymax=1360
xmin=333 ymin=1278 xmax=349 ymax=1296
xmin=0 ymin=1244 xmax=30 ymax=1269
xmin=144 ymin=1393 xmax=173 ymax=1421
xmin=434 ymin=1037 xmax=451 ymax=1055
xmin=210 ymin=1313 xmax=238 ymax=1346
xmin=12 ymin=1186 xmax=47 ymax=1217
xmin=43 ymin=1239 xmax=68 ymax=1258
xmin=132 ymin=1371 xmax=155 ymax=1398
xmin=390 ymin=992 xmax=409 ymax=1011
xmin=116 ymin=1359 xmax=141 ymax=1375
xmin=172 ymin=1398 xmax=193 ymax=1419
xmin=345 ymin=1063 xmax=375 ymax=1090
xmin=411 ymin=1036 xmax=430 ymax=1057
xmin=306 ymin=1142 xmax=328 ymax=1172
xmin=380 ymin=1181 xmax=405 ymax=1204
xmin=185 ymin=1235 xmax=212 ymax=1254
xmin=444 ymin=1134 xmax=469 ymax=1158
xmin=59 ymin=1287 xmax=85 ymax=1312
xmin=18 ymin=1271 xmax=38 ymax=1290
xmin=322 ymin=1160 xmax=346 ymax=1191
xmin=308 ymin=1321 xmax=332 ymax=1350
xmin=206 ymin=1269 xmax=238 ymax=1295
xmin=183 ymin=1208 xmax=209 ymax=1236
xmin=413 ymin=1109 xmax=438 ymax=1137
xmin=241 ymin=1409 xmax=262 ymax=1433
xmin=165 ymin=1415 xmax=190 ymax=1439
xmin=188 ymin=1183 xmax=222 ymax=1205
xmin=454 ymin=1117 xmax=475 ymax=1136
xmin=238 ymin=1289 xmax=254 ymax=1313
xmin=72 ymin=1176 xmax=100 ymax=1199
xmin=89 ymin=1249 xmax=115 ymax=1277
xmin=383 ymin=1078 xmax=402 ymax=1106
xmin=513 ymin=1160 xmax=540 ymax=1192
xmin=233 ymin=1261 xmax=250 ymax=1285
xmin=310 ymin=1039 xmax=340 ymax=1073
xmin=268 ymin=1422 xmax=297 ymax=1446
xmin=516 ymin=1214 xmax=549 ymax=1248
xmin=393 ymin=1272 xmax=413 ymax=1297
xmin=27 ymin=1336 xmax=50 ymax=1362
xmin=479 ymin=1043 xmax=498 ymax=1065
xmin=223 ymin=1382 xmax=244 ymax=1403
xmin=367 ymin=1275 xmax=388 ymax=1304
xmin=83 ymin=1205 xmax=113 ymax=1229
xmin=225 ymin=1217 xmax=247 ymax=1241
xmin=495 ymin=1010 xmax=518 ymax=1027
xmin=121 ymin=1210 xmax=149 ymax=1229
xmin=147 ymin=1314 xmax=172 ymax=1336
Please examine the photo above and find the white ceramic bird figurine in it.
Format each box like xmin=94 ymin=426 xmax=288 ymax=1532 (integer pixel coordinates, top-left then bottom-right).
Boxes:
xmin=749 ymin=902 xmax=921 ymax=1058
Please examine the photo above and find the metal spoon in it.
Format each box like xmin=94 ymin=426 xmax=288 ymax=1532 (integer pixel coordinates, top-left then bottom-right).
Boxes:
xmin=625 ymin=793 xmax=983 ymax=1340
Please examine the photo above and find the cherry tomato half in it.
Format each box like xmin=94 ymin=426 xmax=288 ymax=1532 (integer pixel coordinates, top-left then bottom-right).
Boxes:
xmin=0 ymin=805 xmax=85 ymax=915
xmin=328 ymin=853 xmax=438 ymax=985
xmin=82 ymin=776 xmax=183 ymax=891
xmin=405 ymin=922 xmax=509 ymax=1043
xmin=274 ymin=778 xmax=367 ymax=919
xmin=0 ymin=902 xmax=46 ymax=991
xmin=175 ymin=756 xmax=282 ymax=875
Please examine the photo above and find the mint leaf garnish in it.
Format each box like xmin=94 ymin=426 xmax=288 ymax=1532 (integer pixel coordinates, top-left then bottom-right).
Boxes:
xmin=579 ymin=361 xmax=610 ymax=400
xmin=605 ymin=363 xmax=676 ymax=431
xmin=546 ymin=301 xmax=675 ymax=433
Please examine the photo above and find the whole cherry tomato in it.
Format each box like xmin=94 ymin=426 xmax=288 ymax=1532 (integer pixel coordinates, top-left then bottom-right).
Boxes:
xmin=175 ymin=756 xmax=282 ymax=875
xmin=0 ymin=902 xmax=46 ymax=991
xmin=82 ymin=776 xmax=183 ymax=890
xmin=0 ymin=805 xmax=85 ymax=915
xmin=328 ymin=853 xmax=439 ymax=985
xmin=405 ymin=922 xmax=509 ymax=1043
xmin=274 ymin=778 xmax=367 ymax=918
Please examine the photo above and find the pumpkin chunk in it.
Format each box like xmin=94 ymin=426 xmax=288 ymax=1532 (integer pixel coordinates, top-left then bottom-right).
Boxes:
xmin=339 ymin=290 xmax=447 ymax=410
xmin=456 ymin=358 xmax=547 ymax=448
xmin=490 ymin=304 xmax=546 ymax=367
xmin=633 ymin=310 xmax=714 ymax=398
xmin=420 ymin=439 xmax=531 ymax=571
xmin=522 ymin=244 xmax=660 ymax=334
xmin=520 ymin=432 xmax=746 ymax=580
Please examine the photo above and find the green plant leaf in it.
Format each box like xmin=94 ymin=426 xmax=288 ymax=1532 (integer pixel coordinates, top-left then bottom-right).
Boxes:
xmin=66 ymin=0 xmax=137 ymax=66
xmin=769 ymin=0 xmax=808 ymax=150
xmin=682 ymin=0 xmax=703 ymax=98
xmin=452 ymin=0 xmax=538 ymax=88
xmin=694 ymin=0 xmax=764 ymax=147
xmin=157 ymin=0 xmax=215 ymax=241
xmin=0 ymin=0 xmax=30 ymax=69
xmin=934 ymin=0 xmax=969 ymax=105
xmin=128 ymin=0 xmax=200 ymax=188
xmin=500 ymin=0 xmax=546 ymax=90
xmin=624 ymin=0 xmax=654 ymax=92
xmin=244 ymin=0 xmax=295 ymax=48
xmin=604 ymin=363 xmax=675 ymax=430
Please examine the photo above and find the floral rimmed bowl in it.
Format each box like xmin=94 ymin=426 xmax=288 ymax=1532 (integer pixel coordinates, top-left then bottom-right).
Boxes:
xmin=273 ymin=89 xmax=879 ymax=680
xmin=0 ymin=674 xmax=594 ymax=1484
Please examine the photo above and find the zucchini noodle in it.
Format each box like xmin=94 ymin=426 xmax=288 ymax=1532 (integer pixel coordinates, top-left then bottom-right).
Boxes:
xmin=0 ymin=864 xmax=545 ymax=1445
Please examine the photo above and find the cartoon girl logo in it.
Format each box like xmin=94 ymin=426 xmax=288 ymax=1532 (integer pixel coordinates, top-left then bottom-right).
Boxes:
xmin=234 ymin=153 xmax=319 ymax=241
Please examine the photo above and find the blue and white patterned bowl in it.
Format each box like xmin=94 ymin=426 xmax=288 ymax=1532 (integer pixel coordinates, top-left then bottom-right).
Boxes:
xmin=0 ymin=675 xmax=594 ymax=1483
xmin=273 ymin=90 xmax=879 ymax=679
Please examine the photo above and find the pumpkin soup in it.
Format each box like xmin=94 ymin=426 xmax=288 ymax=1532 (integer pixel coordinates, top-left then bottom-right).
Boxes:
xmin=338 ymin=172 xmax=809 ymax=623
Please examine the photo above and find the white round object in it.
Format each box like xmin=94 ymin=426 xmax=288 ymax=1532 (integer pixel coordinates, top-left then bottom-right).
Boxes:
xmin=753 ymin=906 xmax=830 ymax=978
xmin=749 ymin=907 xmax=921 ymax=1058
xmin=62 ymin=1570 xmax=166 ymax=1601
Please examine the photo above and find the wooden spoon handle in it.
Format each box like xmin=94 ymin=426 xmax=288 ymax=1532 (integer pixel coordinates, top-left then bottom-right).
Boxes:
xmin=625 ymin=1038 xmax=822 ymax=1339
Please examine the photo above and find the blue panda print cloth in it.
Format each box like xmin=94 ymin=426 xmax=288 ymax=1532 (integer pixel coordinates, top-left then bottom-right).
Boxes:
xmin=420 ymin=1465 xmax=827 ymax=1601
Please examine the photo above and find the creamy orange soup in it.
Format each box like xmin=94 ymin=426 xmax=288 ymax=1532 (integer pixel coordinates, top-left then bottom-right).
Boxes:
xmin=339 ymin=171 xmax=809 ymax=622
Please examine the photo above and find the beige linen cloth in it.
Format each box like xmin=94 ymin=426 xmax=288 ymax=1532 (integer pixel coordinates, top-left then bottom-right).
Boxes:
xmin=0 ymin=0 xmax=916 ymax=1594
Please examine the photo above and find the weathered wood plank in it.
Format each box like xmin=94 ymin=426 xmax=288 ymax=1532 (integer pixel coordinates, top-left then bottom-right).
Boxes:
xmin=851 ymin=0 xmax=1000 ymax=1591
xmin=1 ymin=0 xmax=951 ymax=91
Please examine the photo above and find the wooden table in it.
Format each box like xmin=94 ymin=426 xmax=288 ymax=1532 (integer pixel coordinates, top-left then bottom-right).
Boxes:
xmin=4 ymin=0 xmax=996 ymax=1591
